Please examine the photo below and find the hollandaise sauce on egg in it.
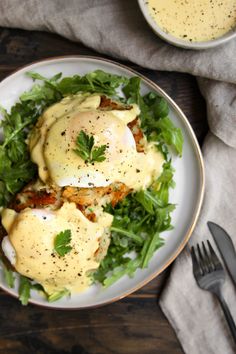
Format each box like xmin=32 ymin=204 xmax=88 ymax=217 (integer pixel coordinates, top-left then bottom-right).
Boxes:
xmin=29 ymin=94 xmax=164 ymax=191
xmin=1 ymin=202 xmax=113 ymax=294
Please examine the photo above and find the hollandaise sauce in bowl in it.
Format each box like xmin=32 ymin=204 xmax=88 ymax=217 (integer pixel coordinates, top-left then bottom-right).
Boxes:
xmin=0 ymin=57 xmax=204 ymax=308
xmin=139 ymin=0 xmax=236 ymax=49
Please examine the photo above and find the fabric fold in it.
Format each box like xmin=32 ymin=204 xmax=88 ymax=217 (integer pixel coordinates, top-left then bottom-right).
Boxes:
xmin=0 ymin=0 xmax=236 ymax=82
xmin=198 ymin=79 xmax=236 ymax=148
xmin=160 ymin=134 xmax=236 ymax=354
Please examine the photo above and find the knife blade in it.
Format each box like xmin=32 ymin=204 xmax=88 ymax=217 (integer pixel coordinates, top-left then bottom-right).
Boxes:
xmin=207 ymin=221 xmax=236 ymax=286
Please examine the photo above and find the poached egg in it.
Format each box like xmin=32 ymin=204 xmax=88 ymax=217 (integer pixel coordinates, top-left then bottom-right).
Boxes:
xmin=1 ymin=203 xmax=113 ymax=294
xmin=29 ymin=94 xmax=163 ymax=190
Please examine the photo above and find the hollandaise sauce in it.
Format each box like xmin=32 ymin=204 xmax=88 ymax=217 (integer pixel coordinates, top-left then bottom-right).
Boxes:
xmin=147 ymin=0 xmax=236 ymax=42
xmin=30 ymin=94 xmax=163 ymax=190
xmin=1 ymin=203 xmax=113 ymax=294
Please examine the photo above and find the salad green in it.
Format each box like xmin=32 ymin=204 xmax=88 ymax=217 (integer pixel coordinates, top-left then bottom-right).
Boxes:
xmin=0 ymin=69 xmax=183 ymax=305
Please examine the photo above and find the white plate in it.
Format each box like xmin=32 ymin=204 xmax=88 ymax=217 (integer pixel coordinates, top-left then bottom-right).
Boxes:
xmin=0 ymin=56 xmax=205 ymax=308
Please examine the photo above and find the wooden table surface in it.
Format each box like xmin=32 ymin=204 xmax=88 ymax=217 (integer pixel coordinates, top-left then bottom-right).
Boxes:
xmin=0 ymin=28 xmax=208 ymax=354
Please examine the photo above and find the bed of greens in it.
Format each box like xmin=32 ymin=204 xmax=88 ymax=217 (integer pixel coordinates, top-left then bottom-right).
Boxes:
xmin=0 ymin=70 xmax=183 ymax=305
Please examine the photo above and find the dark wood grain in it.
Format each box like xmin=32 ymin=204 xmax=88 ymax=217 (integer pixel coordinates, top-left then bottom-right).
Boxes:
xmin=0 ymin=27 xmax=208 ymax=354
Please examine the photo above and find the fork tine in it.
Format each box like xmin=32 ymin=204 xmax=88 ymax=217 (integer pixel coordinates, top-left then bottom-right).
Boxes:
xmin=207 ymin=240 xmax=223 ymax=270
xmin=202 ymin=241 xmax=212 ymax=272
xmin=190 ymin=246 xmax=202 ymax=277
xmin=197 ymin=243 xmax=206 ymax=274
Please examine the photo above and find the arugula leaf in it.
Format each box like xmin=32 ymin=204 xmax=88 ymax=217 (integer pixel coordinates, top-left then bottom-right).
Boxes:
xmin=21 ymin=71 xmax=62 ymax=102
xmin=141 ymin=232 xmax=163 ymax=268
xmin=74 ymin=130 xmax=107 ymax=163
xmin=1 ymin=260 xmax=15 ymax=288
xmin=26 ymin=71 xmax=62 ymax=84
xmin=155 ymin=160 xmax=175 ymax=204
xmin=135 ymin=190 xmax=156 ymax=214
xmin=153 ymin=96 xmax=169 ymax=118
xmin=0 ymin=107 xmax=37 ymax=206
xmin=149 ymin=117 xmax=183 ymax=156
xmin=30 ymin=69 xmax=124 ymax=97
xmin=20 ymin=79 xmax=61 ymax=103
xmin=94 ymin=161 xmax=176 ymax=285
xmin=123 ymin=77 xmax=141 ymax=106
xmin=17 ymin=276 xmax=48 ymax=305
xmin=31 ymin=283 xmax=45 ymax=292
xmin=19 ymin=276 xmax=31 ymax=305
xmin=123 ymin=77 xmax=183 ymax=156
xmin=54 ymin=229 xmax=72 ymax=257
xmin=110 ymin=226 xmax=143 ymax=244
xmin=57 ymin=70 xmax=128 ymax=96
xmin=48 ymin=288 xmax=70 ymax=303
xmin=103 ymin=257 xmax=142 ymax=287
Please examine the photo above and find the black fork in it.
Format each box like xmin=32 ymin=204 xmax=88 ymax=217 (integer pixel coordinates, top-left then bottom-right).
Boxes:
xmin=191 ymin=240 xmax=236 ymax=343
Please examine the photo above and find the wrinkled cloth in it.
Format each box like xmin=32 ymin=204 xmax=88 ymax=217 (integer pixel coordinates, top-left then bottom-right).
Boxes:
xmin=0 ymin=1 xmax=236 ymax=353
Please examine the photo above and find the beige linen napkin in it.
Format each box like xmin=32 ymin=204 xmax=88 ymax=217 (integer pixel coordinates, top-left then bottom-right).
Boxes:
xmin=0 ymin=1 xmax=236 ymax=353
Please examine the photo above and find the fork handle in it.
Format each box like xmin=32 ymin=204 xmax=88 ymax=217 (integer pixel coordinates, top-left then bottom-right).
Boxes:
xmin=217 ymin=294 xmax=236 ymax=344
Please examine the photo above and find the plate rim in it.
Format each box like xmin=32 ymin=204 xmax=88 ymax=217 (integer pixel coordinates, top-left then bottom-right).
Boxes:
xmin=0 ymin=55 xmax=205 ymax=309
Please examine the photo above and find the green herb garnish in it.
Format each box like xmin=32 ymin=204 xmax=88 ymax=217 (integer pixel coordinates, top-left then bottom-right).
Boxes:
xmin=48 ymin=288 xmax=70 ymax=303
xmin=1 ymin=260 xmax=15 ymax=288
xmin=74 ymin=130 xmax=107 ymax=163
xmin=19 ymin=276 xmax=31 ymax=306
xmin=54 ymin=229 xmax=72 ymax=257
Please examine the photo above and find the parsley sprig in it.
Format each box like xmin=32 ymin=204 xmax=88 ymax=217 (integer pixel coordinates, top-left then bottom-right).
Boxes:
xmin=74 ymin=130 xmax=107 ymax=163
xmin=54 ymin=229 xmax=72 ymax=257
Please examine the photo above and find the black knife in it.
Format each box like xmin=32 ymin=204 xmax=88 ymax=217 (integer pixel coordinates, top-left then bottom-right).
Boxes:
xmin=208 ymin=221 xmax=236 ymax=286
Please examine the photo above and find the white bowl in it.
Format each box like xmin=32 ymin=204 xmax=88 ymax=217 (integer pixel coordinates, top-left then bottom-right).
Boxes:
xmin=138 ymin=0 xmax=236 ymax=50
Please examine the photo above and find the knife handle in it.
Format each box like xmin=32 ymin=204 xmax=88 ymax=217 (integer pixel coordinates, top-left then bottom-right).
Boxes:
xmin=218 ymin=294 xmax=236 ymax=344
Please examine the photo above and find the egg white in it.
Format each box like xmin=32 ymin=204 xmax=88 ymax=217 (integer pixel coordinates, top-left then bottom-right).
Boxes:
xmin=2 ymin=236 xmax=16 ymax=265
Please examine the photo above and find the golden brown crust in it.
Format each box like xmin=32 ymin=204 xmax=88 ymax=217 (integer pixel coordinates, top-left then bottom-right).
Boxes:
xmin=100 ymin=96 xmax=145 ymax=152
xmin=99 ymin=95 xmax=131 ymax=111
xmin=9 ymin=188 xmax=58 ymax=212
xmin=6 ymin=181 xmax=130 ymax=223
xmin=128 ymin=118 xmax=145 ymax=153
xmin=62 ymin=182 xmax=131 ymax=208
